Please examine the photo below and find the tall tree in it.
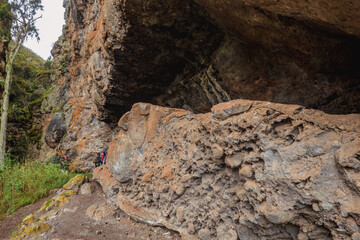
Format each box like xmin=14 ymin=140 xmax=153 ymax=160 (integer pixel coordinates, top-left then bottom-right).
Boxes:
xmin=0 ymin=0 xmax=43 ymax=168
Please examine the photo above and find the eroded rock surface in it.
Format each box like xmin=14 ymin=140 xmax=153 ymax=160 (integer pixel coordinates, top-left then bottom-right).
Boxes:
xmin=39 ymin=0 xmax=360 ymax=170
xmin=96 ymin=101 xmax=360 ymax=239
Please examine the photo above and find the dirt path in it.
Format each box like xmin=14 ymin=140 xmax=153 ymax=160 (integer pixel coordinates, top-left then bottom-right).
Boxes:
xmin=0 ymin=194 xmax=55 ymax=240
xmin=2 ymin=180 xmax=180 ymax=240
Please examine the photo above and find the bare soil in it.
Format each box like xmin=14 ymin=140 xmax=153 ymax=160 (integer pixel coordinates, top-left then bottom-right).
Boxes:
xmin=0 ymin=181 xmax=180 ymax=240
xmin=0 ymin=194 xmax=55 ymax=240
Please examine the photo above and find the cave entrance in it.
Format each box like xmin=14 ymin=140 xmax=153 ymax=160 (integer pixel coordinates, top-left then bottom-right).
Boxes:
xmin=101 ymin=0 xmax=360 ymax=128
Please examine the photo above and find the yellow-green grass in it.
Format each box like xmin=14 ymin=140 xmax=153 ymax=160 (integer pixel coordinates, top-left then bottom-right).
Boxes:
xmin=0 ymin=162 xmax=82 ymax=217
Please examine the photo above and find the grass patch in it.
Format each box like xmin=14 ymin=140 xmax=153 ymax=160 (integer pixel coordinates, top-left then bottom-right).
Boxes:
xmin=0 ymin=162 xmax=79 ymax=215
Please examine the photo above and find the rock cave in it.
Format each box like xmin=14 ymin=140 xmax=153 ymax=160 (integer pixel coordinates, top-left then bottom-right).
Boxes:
xmin=38 ymin=0 xmax=360 ymax=239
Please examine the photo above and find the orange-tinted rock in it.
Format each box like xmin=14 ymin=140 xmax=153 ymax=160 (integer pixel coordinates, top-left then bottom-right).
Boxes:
xmin=160 ymin=168 xmax=174 ymax=181
xmin=105 ymin=101 xmax=360 ymax=239
xmin=142 ymin=173 xmax=153 ymax=183
xmin=93 ymin=165 xmax=119 ymax=196
xmin=40 ymin=0 xmax=360 ymax=173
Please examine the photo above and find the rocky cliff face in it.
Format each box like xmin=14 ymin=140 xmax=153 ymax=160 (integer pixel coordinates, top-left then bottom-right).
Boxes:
xmin=36 ymin=0 xmax=360 ymax=238
xmin=95 ymin=100 xmax=360 ymax=239
xmin=41 ymin=0 xmax=360 ymax=169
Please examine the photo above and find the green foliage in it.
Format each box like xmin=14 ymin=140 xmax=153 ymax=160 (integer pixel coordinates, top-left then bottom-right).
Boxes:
xmin=5 ymin=134 xmax=29 ymax=163
xmin=9 ymin=0 xmax=43 ymax=42
xmin=2 ymin=45 xmax=54 ymax=162
xmin=0 ymin=0 xmax=12 ymax=39
xmin=0 ymin=161 xmax=80 ymax=215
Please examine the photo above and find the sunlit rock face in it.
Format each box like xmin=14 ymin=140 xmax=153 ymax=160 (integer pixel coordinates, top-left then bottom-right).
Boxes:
xmin=98 ymin=101 xmax=360 ymax=239
xmin=41 ymin=0 xmax=360 ymax=170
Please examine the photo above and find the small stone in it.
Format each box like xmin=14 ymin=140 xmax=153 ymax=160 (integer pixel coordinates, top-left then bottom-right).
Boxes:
xmin=212 ymin=144 xmax=224 ymax=159
xmin=153 ymin=192 xmax=160 ymax=200
xmin=160 ymin=168 xmax=174 ymax=180
xmin=312 ymin=203 xmax=321 ymax=212
xmin=244 ymin=180 xmax=258 ymax=192
xmin=260 ymin=202 xmax=295 ymax=224
xmin=176 ymin=185 xmax=185 ymax=196
xmin=232 ymin=195 xmax=240 ymax=202
xmin=198 ymin=228 xmax=211 ymax=240
xmin=144 ymin=195 xmax=152 ymax=203
xmin=216 ymin=223 xmax=238 ymax=240
xmin=320 ymin=202 xmax=333 ymax=211
xmin=205 ymin=195 xmax=212 ymax=203
xmin=142 ymin=173 xmax=153 ymax=182
xmin=187 ymin=223 xmax=196 ymax=234
xmin=210 ymin=210 xmax=219 ymax=219
xmin=266 ymin=210 xmax=295 ymax=224
xmin=160 ymin=185 xmax=169 ymax=193
xmin=211 ymin=101 xmax=252 ymax=120
xmin=341 ymin=208 xmax=349 ymax=217
xmin=297 ymin=232 xmax=309 ymax=240
xmin=96 ymin=230 xmax=103 ymax=235
xmin=80 ymin=183 xmax=94 ymax=195
xmin=176 ymin=206 xmax=185 ymax=222
xmin=162 ymin=209 xmax=170 ymax=217
xmin=239 ymin=164 xmax=253 ymax=178
xmin=225 ymin=153 xmax=243 ymax=168
xmin=86 ymin=204 xmax=98 ymax=219
xmin=236 ymin=189 xmax=247 ymax=201
xmin=180 ymin=174 xmax=192 ymax=183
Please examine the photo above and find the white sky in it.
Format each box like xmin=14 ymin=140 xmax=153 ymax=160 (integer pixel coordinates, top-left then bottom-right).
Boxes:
xmin=24 ymin=0 xmax=65 ymax=60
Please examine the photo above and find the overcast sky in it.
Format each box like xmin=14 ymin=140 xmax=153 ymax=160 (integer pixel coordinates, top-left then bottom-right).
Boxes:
xmin=24 ymin=0 xmax=65 ymax=60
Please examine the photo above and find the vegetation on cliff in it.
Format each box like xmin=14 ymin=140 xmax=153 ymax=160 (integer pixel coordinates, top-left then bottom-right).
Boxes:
xmin=5 ymin=45 xmax=52 ymax=163
xmin=0 ymin=0 xmax=43 ymax=167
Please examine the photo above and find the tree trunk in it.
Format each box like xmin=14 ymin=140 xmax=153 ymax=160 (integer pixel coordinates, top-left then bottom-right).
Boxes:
xmin=0 ymin=42 xmax=21 ymax=169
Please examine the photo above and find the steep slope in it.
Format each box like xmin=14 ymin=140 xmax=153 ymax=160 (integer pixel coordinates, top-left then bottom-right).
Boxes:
xmin=0 ymin=44 xmax=52 ymax=163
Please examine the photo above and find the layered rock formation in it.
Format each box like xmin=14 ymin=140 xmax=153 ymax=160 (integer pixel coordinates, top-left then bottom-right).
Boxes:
xmin=40 ymin=0 xmax=360 ymax=169
xmin=95 ymin=100 xmax=360 ymax=240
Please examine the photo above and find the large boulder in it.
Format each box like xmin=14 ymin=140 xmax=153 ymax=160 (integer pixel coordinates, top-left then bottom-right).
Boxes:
xmin=45 ymin=113 xmax=67 ymax=148
xmin=100 ymin=101 xmax=360 ymax=239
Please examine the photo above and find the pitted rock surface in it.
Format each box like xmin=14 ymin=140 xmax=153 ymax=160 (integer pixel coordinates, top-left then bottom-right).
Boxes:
xmin=99 ymin=100 xmax=360 ymax=239
xmin=38 ymin=0 xmax=360 ymax=170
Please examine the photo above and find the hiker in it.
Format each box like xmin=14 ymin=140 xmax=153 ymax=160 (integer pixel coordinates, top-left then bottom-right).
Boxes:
xmin=101 ymin=147 xmax=108 ymax=164
xmin=94 ymin=153 xmax=102 ymax=167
